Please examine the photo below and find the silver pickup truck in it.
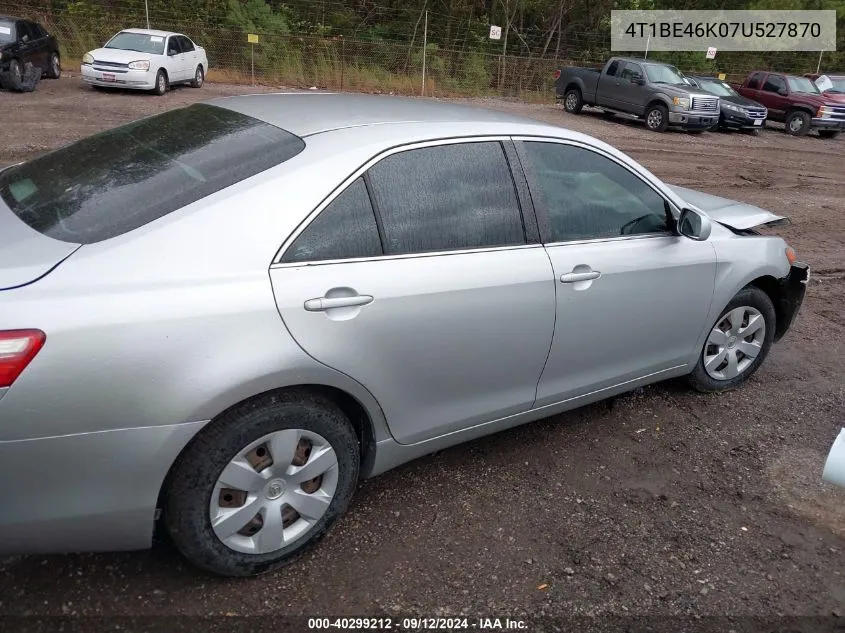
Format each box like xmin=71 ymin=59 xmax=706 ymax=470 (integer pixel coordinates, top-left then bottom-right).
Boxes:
xmin=554 ymin=57 xmax=720 ymax=133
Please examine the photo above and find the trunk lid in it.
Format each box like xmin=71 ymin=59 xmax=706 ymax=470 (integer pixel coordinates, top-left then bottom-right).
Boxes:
xmin=667 ymin=185 xmax=786 ymax=230
xmin=0 ymin=201 xmax=80 ymax=291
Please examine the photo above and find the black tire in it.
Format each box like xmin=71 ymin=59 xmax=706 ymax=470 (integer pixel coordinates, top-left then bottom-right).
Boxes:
xmin=8 ymin=58 xmax=22 ymax=84
xmin=190 ymin=64 xmax=204 ymax=88
xmin=645 ymin=104 xmax=669 ymax=132
xmin=687 ymin=286 xmax=776 ymax=393
xmin=46 ymin=52 xmax=61 ymax=79
xmin=164 ymin=389 xmax=360 ymax=577
xmin=563 ymin=88 xmax=583 ymax=114
xmin=785 ymin=110 xmax=811 ymax=136
xmin=746 ymin=128 xmax=761 ymax=136
xmin=152 ymin=69 xmax=168 ymax=96
xmin=818 ymin=130 xmax=839 ymax=140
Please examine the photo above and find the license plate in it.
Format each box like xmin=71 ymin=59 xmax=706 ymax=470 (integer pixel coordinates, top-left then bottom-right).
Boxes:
xmin=101 ymin=72 xmax=116 ymax=82
xmin=753 ymin=119 xmax=762 ymax=126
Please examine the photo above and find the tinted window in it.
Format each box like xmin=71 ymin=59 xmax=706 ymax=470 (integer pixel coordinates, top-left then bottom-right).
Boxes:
xmin=620 ymin=62 xmax=642 ymax=81
xmin=747 ymin=72 xmax=763 ymax=89
xmin=28 ymin=22 xmax=45 ymax=38
xmin=521 ymin=141 xmax=670 ymax=242
xmin=606 ymin=61 xmax=619 ymax=77
xmin=16 ymin=21 xmax=32 ymax=42
xmin=762 ymin=75 xmax=786 ymax=93
xmin=282 ymin=178 xmax=382 ymax=263
xmin=0 ymin=104 xmax=305 ymax=244
xmin=106 ymin=31 xmax=166 ymax=55
xmin=0 ymin=20 xmax=13 ymax=44
xmin=367 ymin=142 xmax=525 ymax=255
xmin=167 ymin=36 xmax=181 ymax=55
xmin=179 ymin=36 xmax=195 ymax=52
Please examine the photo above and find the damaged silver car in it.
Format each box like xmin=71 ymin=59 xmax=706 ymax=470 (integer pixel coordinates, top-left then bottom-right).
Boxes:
xmin=0 ymin=94 xmax=808 ymax=576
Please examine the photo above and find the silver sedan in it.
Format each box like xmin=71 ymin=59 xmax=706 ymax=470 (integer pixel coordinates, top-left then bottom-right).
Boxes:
xmin=0 ymin=94 xmax=808 ymax=576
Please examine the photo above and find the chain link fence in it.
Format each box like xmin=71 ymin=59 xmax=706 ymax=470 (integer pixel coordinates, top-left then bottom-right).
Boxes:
xmin=5 ymin=3 xmax=841 ymax=100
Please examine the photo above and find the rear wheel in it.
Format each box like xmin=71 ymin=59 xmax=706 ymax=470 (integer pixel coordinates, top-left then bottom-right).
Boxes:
xmin=164 ymin=390 xmax=360 ymax=577
xmin=47 ymin=52 xmax=61 ymax=79
xmin=818 ymin=130 xmax=839 ymax=140
xmin=687 ymin=286 xmax=775 ymax=393
xmin=785 ymin=110 xmax=811 ymax=136
xmin=645 ymin=104 xmax=669 ymax=132
xmin=191 ymin=65 xmax=204 ymax=88
xmin=563 ymin=88 xmax=583 ymax=114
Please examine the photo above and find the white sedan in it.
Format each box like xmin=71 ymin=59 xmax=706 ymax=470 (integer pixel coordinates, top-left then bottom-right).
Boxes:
xmin=81 ymin=28 xmax=208 ymax=95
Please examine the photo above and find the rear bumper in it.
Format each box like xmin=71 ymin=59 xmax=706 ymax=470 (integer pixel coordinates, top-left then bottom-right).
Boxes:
xmin=773 ymin=262 xmax=809 ymax=342
xmin=668 ymin=111 xmax=718 ymax=129
xmin=0 ymin=420 xmax=206 ymax=554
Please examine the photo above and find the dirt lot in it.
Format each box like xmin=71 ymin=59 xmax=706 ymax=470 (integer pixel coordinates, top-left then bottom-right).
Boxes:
xmin=1 ymin=76 xmax=844 ymax=626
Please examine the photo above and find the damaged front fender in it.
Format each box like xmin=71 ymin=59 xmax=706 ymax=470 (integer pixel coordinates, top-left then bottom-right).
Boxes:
xmin=667 ymin=184 xmax=787 ymax=231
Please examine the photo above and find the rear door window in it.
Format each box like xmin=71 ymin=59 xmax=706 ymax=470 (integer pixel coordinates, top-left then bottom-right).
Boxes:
xmin=0 ymin=104 xmax=305 ymax=244
xmin=762 ymin=75 xmax=786 ymax=93
xmin=178 ymin=36 xmax=195 ymax=52
xmin=606 ymin=61 xmax=619 ymax=77
xmin=16 ymin=21 xmax=32 ymax=43
xmin=366 ymin=142 xmax=526 ymax=255
xmin=747 ymin=72 xmax=764 ymax=89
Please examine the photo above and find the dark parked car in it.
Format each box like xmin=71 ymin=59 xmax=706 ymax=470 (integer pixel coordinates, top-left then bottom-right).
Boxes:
xmin=738 ymin=71 xmax=845 ymax=138
xmin=0 ymin=16 xmax=61 ymax=84
xmin=685 ymin=75 xmax=767 ymax=135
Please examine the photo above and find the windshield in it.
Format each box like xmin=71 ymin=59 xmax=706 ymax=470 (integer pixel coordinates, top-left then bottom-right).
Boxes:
xmin=0 ymin=104 xmax=306 ymax=244
xmin=697 ymin=79 xmax=738 ymax=97
xmin=787 ymin=76 xmax=819 ymax=94
xmin=105 ymin=31 xmax=166 ymax=55
xmin=644 ymin=64 xmax=686 ymax=85
xmin=0 ymin=20 xmax=14 ymax=43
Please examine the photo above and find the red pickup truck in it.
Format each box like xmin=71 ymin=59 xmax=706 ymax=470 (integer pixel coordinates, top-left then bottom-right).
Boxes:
xmin=737 ymin=71 xmax=845 ymax=138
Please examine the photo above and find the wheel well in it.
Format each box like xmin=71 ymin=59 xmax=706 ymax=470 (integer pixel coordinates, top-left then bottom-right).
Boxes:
xmin=565 ymin=83 xmax=580 ymax=95
xmin=153 ymin=384 xmax=376 ymax=533
xmin=786 ymin=107 xmax=813 ymax=118
xmin=747 ymin=275 xmax=788 ymax=339
xmin=646 ymin=99 xmax=668 ymax=112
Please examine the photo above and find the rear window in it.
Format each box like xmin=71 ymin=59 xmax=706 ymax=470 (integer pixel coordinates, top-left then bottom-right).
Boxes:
xmin=0 ymin=104 xmax=305 ymax=244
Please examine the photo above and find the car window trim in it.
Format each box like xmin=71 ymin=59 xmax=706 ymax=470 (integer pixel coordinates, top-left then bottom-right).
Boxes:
xmin=272 ymin=135 xmax=541 ymax=265
xmin=512 ymin=136 xmax=680 ymax=246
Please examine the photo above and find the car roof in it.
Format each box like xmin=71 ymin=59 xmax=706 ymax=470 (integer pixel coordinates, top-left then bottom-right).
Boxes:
xmin=120 ymin=28 xmax=180 ymax=37
xmin=208 ymin=92 xmax=550 ymax=138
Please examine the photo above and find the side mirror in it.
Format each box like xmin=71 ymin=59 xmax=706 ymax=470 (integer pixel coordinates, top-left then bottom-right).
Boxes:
xmin=21 ymin=35 xmax=29 ymax=43
xmin=678 ymin=208 xmax=712 ymax=241
xmin=777 ymin=88 xmax=788 ymax=96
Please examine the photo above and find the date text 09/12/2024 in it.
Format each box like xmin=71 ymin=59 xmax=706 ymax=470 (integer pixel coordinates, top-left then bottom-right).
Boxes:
xmin=307 ymin=617 xmax=528 ymax=630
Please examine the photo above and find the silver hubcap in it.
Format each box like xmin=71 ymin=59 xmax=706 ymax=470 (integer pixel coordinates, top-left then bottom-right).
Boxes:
xmin=209 ymin=429 xmax=339 ymax=555
xmin=789 ymin=117 xmax=803 ymax=132
xmin=52 ymin=55 xmax=59 ymax=75
xmin=158 ymin=75 xmax=165 ymax=90
xmin=648 ymin=109 xmax=662 ymax=128
xmin=704 ymin=306 xmax=766 ymax=380
xmin=196 ymin=68 xmax=202 ymax=84
xmin=565 ymin=93 xmax=576 ymax=110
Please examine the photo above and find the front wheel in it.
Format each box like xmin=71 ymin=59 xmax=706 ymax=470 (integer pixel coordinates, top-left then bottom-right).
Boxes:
xmin=191 ymin=65 xmax=204 ymax=88
xmin=818 ymin=130 xmax=840 ymax=140
xmin=164 ymin=390 xmax=360 ymax=577
xmin=687 ymin=286 xmax=775 ymax=393
xmin=645 ymin=104 xmax=669 ymax=132
xmin=563 ymin=89 xmax=583 ymax=114
xmin=746 ymin=128 xmax=761 ymax=136
xmin=152 ymin=69 xmax=168 ymax=96
xmin=785 ymin=110 xmax=810 ymax=136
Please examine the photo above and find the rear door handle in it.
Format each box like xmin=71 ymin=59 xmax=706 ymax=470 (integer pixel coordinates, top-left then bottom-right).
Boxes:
xmin=304 ymin=295 xmax=374 ymax=311
xmin=560 ymin=271 xmax=601 ymax=283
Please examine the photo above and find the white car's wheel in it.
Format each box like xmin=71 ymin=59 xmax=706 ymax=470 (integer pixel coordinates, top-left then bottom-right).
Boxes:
xmin=191 ymin=65 xmax=204 ymax=88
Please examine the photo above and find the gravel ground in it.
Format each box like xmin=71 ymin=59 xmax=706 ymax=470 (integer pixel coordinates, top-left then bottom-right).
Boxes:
xmin=1 ymin=76 xmax=844 ymax=627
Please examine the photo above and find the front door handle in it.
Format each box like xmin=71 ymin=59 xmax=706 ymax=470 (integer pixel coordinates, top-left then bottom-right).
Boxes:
xmin=560 ymin=271 xmax=601 ymax=283
xmin=304 ymin=295 xmax=374 ymax=311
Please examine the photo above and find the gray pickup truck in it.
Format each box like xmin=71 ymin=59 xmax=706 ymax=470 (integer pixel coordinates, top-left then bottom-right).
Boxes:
xmin=554 ymin=57 xmax=720 ymax=133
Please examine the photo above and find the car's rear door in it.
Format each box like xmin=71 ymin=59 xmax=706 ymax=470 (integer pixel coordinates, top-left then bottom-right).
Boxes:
xmin=26 ymin=21 xmax=50 ymax=70
xmin=269 ymin=138 xmax=556 ymax=445
xmin=515 ymin=138 xmax=716 ymax=407
xmin=596 ymin=59 xmax=622 ymax=109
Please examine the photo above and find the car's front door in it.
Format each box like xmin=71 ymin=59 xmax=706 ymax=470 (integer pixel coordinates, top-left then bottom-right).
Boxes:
xmin=616 ymin=61 xmax=647 ymax=114
xmin=269 ymin=139 xmax=556 ymax=444
xmin=515 ymin=138 xmax=717 ymax=407
xmin=759 ymin=74 xmax=789 ymax=121
xmin=165 ymin=35 xmax=187 ymax=81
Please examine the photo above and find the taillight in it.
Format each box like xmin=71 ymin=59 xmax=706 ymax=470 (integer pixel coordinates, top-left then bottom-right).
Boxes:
xmin=553 ymin=69 xmax=561 ymax=80
xmin=0 ymin=330 xmax=46 ymax=388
